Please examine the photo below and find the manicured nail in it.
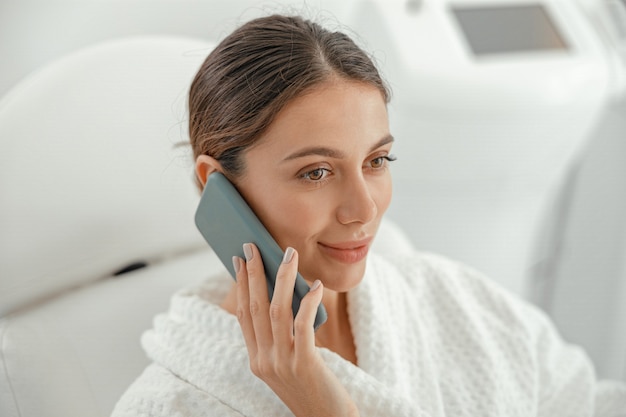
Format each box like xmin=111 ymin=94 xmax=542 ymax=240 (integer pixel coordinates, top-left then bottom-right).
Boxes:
xmin=310 ymin=279 xmax=322 ymax=292
xmin=282 ymin=247 xmax=295 ymax=264
xmin=243 ymin=243 xmax=253 ymax=261
xmin=232 ymin=256 xmax=241 ymax=274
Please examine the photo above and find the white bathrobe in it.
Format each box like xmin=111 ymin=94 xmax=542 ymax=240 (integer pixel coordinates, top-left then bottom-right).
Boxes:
xmin=112 ymin=250 xmax=626 ymax=416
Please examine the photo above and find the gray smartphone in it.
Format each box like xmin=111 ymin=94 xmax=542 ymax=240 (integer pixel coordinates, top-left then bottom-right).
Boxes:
xmin=195 ymin=172 xmax=327 ymax=331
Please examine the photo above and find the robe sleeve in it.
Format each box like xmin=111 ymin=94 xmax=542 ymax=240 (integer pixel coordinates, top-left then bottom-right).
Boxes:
xmin=421 ymin=252 xmax=626 ymax=417
xmin=530 ymin=308 xmax=626 ymax=417
xmin=111 ymin=364 xmax=246 ymax=417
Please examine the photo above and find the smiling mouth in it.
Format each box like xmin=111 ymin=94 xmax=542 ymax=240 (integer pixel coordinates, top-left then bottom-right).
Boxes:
xmin=318 ymin=238 xmax=372 ymax=264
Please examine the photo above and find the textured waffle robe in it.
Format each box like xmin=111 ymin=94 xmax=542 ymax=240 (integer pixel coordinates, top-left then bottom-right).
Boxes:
xmin=112 ymin=250 xmax=626 ymax=416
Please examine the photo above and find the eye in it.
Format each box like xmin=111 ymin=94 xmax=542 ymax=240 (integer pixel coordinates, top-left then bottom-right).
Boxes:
xmin=301 ymin=167 xmax=330 ymax=182
xmin=368 ymin=154 xmax=397 ymax=169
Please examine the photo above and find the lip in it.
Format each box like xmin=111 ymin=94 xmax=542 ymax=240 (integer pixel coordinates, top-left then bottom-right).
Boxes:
xmin=318 ymin=237 xmax=373 ymax=264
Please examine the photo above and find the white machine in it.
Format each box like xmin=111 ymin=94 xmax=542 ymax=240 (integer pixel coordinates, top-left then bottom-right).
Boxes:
xmin=345 ymin=0 xmax=626 ymax=300
xmin=530 ymin=0 xmax=626 ymax=381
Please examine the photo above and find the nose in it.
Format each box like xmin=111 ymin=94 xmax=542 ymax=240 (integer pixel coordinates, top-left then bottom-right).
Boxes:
xmin=336 ymin=176 xmax=378 ymax=225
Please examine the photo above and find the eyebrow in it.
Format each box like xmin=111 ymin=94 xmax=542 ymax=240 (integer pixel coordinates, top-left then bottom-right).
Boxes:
xmin=282 ymin=134 xmax=394 ymax=162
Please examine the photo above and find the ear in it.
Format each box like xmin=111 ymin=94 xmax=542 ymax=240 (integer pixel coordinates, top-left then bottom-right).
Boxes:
xmin=195 ymin=155 xmax=223 ymax=187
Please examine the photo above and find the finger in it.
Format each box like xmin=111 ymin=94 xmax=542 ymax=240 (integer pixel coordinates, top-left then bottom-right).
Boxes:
xmin=243 ymin=243 xmax=273 ymax=351
xmin=234 ymin=255 xmax=257 ymax=357
xmin=293 ymin=279 xmax=324 ymax=359
xmin=269 ymin=247 xmax=298 ymax=354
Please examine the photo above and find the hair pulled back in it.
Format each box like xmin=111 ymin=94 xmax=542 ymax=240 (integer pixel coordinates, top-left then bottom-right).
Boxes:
xmin=189 ymin=14 xmax=390 ymax=179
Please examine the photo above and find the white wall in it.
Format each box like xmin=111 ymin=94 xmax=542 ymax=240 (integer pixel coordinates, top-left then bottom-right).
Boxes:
xmin=0 ymin=0 xmax=356 ymax=98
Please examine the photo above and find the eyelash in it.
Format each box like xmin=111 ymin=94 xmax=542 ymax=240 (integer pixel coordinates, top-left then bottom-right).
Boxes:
xmin=298 ymin=154 xmax=397 ymax=184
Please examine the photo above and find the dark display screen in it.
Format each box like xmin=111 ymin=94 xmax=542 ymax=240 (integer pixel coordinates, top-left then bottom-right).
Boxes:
xmin=452 ymin=4 xmax=568 ymax=56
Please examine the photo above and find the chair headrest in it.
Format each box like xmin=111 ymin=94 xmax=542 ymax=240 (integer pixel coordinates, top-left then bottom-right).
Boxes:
xmin=0 ymin=36 xmax=215 ymax=316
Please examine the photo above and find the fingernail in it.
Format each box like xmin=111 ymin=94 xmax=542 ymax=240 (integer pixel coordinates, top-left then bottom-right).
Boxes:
xmin=232 ymin=256 xmax=240 ymax=274
xmin=243 ymin=243 xmax=253 ymax=261
xmin=310 ymin=279 xmax=322 ymax=292
xmin=282 ymin=247 xmax=295 ymax=264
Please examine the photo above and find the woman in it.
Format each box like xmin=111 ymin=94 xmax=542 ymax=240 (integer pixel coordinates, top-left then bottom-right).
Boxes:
xmin=112 ymin=14 xmax=626 ymax=417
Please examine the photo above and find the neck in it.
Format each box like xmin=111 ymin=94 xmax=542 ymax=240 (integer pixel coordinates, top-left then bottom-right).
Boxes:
xmin=314 ymin=287 xmax=357 ymax=365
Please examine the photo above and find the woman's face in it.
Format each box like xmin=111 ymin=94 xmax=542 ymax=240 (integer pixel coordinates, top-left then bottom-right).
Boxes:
xmin=235 ymin=79 xmax=393 ymax=292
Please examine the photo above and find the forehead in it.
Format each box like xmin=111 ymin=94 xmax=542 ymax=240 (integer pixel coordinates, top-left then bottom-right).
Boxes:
xmin=251 ymin=79 xmax=389 ymax=156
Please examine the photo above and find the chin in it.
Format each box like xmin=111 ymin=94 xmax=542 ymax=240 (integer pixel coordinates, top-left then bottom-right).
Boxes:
xmin=303 ymin=259 xmax=367 ymax=293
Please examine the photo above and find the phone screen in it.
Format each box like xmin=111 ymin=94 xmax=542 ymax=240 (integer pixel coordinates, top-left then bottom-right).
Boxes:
xmin=195 ymin=172 xmax=327 ymax=330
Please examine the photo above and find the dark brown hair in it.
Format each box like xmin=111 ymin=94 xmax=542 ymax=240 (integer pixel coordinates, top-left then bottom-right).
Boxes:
xmin=189 ymin=14 xmax=390 ymax=180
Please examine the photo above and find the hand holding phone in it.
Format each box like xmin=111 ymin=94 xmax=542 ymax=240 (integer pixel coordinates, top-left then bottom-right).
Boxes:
xmin=194 ymin=172 xmax=327 ymax=330
xmin=232 ymin=241 xmax=358 ymax=417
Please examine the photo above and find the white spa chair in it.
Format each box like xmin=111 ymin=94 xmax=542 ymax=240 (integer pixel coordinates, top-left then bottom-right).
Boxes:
xmin=0 ymin=35 xmax=414 ymax=417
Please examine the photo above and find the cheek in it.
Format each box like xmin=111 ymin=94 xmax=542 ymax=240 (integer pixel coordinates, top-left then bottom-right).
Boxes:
xmin=269 ymin=201 xmax=316 ymax=246
xmin=374 ymin=175 xmax=393 ymax=216
xmin=243 ymin=185 xmax=323 ymax=249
